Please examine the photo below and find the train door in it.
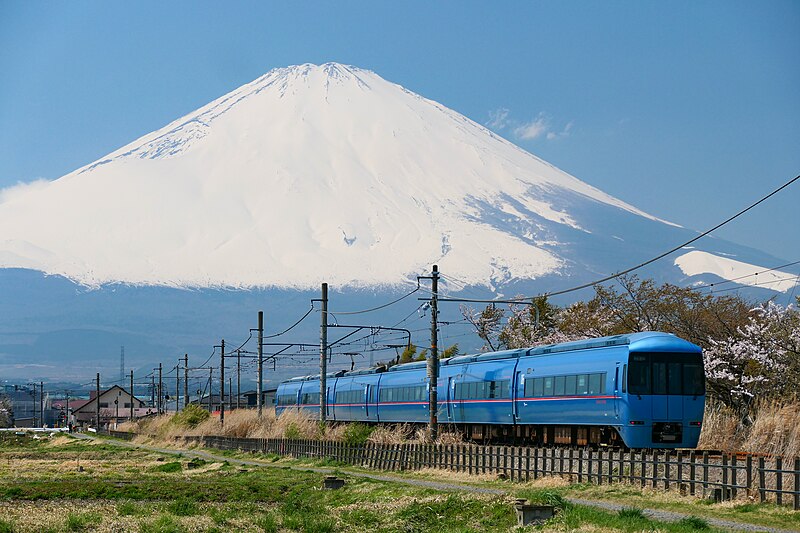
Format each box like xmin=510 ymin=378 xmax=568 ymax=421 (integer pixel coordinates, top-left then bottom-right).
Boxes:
xmin=613 ymin=364 xmax=620 ymax=420
xmin=513 ymin=371 xmax=522 ymax=423
xmin=446 ymin=377 xmax=455 ymax=422
xmin=363 ymin=384 xmax=370 ymax=420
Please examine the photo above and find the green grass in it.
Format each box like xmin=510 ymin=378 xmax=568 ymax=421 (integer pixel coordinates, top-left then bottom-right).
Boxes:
xmin=151 ymin=461 xmax=182 ymax=473
xmin=138 ymin=515 xmax=185 ymax=533
xmin=165 ymin=497 xmax=199 ymax=516
xmin=65 ymin=512 xmax=101 ymax=531
xmin=0 ymin=519 xmax=15 ymax=533
xmin=117 ymin=500 xmax=145 ymax=516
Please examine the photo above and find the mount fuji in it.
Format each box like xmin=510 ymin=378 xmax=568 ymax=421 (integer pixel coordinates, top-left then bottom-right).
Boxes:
xmin=0 ymin=63 xmax=792 ymax=381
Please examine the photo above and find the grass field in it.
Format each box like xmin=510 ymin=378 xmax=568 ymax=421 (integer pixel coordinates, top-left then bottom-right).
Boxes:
xmin=0 ymin=432 xmax=792 ymax=532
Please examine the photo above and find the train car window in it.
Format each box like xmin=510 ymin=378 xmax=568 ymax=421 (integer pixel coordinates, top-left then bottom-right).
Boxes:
xmin=628 ymin=355 xmax=651 ymax=395
xmin=502 ymin=380 xmax=510 ymax=398
xmin=565 ymin=375 xmax=577 ymax=395
xmin=621 ymin=365 xmax=627 ymax=393
xmin=554 ymin=376 xmax=565 ymax=396
xmin=684 ymin=361 xmax=705 ymax=395
xmin=653 ymin=362 xmax=668 ymax=395
xmin=534 ymin=378 xmax=544 ymax=397
xmin=668 ymin=363 xmax=682 ymax=395
xmin=576 ymin=374 xmax=589 ymax=395
xmin=524 ymin=378 xmax=533 ymax=397
xmin=544 ymin=377 xmax=553 ymax=396
xmin=488 ymin=381 xmax=497 ymax=399
xmin=588 ymin=374 xmax=601 ymax=394
xmin=601 ymin=373 xmax=607 ymax=392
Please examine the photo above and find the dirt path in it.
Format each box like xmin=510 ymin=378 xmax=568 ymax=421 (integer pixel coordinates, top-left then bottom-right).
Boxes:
xmin=76 ymin=433 xmax=797 ymax=533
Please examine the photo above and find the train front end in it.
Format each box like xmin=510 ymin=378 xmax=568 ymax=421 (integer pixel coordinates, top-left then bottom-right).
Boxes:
xmin=619 ymin=334 xmax=705 ymax=448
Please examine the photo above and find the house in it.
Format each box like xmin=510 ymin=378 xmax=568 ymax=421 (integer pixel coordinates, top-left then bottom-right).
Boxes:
xmin=242 ymin=388 xmax=277 ymax=409
xmin=70 ymin=385 xmax=150 ymax=428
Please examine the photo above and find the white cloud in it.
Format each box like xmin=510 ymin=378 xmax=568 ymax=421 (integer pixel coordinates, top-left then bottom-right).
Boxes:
xmin=514 ymin=114 xmax=549 ymax=140
xmin=487 ymin=108 xmax=570 ymax=140
xmin=0 ymin=179 xmax=51 ymax=205
xmin=486 ymin=108 xmax=510 ymax=130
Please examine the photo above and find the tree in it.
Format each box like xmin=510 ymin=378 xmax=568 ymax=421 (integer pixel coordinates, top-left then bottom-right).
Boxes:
xmin=461 ymin=304 xmax=504 ymax=351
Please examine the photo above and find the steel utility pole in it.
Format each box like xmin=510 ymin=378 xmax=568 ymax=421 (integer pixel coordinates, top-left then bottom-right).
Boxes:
xmin=320 ymin=283 xmax=328 ymax=425
xmin=183 ymin=354 xmax=189 ymax=408
xmin=257 ymin=310 xmax=264 ymax=417
xmin=219 ymin=339 xmax=225 ymax=426
xmin=150 ymin=375 xmax=155 ymax=407
xmin=65 ymin=391 xmax=70 ymax=429
xmin=129 ymin=370 xmax=134 ymax=422
xmin=95 ymin=373 xmax=101 ymax=428
xmin=427 ymin=265 xmax=439 ymax=440
xmin=236 ymin=349 xmax=241 ymax=410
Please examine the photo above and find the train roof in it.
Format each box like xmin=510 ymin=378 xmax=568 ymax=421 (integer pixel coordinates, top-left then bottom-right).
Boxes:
xmin=278 ymin=332 xmax=700 ymax=384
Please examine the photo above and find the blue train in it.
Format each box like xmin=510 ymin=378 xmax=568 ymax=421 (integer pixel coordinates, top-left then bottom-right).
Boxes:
xmin=276 ymin=332 xmax=705 ymax=448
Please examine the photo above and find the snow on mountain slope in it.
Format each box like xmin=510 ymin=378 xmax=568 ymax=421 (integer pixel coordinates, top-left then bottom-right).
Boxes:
xmin=0 ymin=63 xmax=769 ymax=291
xmin=675 ymin=250 xmax=797 ymax=292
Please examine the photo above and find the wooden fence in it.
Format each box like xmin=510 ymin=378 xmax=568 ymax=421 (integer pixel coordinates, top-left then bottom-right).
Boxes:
xmin=107 ymin=431 xmax=800 ymax=510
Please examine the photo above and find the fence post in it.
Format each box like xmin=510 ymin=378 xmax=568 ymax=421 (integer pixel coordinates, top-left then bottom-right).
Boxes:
xmin=793 ymin=457 xmax=799 ymax=511
xmin=702 ymin=452 xmax=709 ymax=498
xmin=578 ymin=448 xmax=584 ymax=483
xmin=776 ymin=457 xmax=783 ymax=506
xmin=731 ymin=454 xmax=738 ymax=499
xmin=689 ymin=452 xmax=696 ymax=495
xmin=665 ymin=450 xmax=671 ymax=491
xmin=533 ymin=447 xmax=539 ymax=479
xmin=722 ymin=454 xmax=729 ymax=501
xmin=676 ymin=451 xmax=683 ymax=491
xmin=758 ymin=457 xmax=766 ymax=503
xmin=597 ymin=449 xmax=604 ymax=485
xmin=746 ymin=455 xmax=753 ymax=498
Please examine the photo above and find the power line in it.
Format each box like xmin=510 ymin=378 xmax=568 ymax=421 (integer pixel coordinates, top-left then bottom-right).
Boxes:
xmin=327 ymin=286 xmax=420 ymax=315
xmin=440 ymin=174 xmax=800 ymax=304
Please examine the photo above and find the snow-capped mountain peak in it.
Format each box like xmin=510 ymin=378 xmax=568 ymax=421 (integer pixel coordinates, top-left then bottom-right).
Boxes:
xmin=0 ymin=63 xmax=784 ymax=291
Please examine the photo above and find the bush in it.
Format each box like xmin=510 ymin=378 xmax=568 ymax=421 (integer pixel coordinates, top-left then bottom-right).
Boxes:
xmin=171 ymin=404 xmax=210 ymax=429
xmin=342 ymin=423 xmax=373 ymax=445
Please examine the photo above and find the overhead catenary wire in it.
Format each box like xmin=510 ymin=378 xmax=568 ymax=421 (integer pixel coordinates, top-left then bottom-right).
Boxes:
xmin=327 ymin=286 xmax=420 ymax=316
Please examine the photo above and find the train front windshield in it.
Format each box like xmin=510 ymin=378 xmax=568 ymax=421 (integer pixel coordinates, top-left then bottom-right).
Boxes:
xmin=628 ymin=352 xmax=705 ymax=396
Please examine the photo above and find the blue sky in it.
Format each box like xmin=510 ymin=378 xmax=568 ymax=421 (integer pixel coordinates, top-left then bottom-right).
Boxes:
xmin=1 ymin=1 xmax=798 ymax=260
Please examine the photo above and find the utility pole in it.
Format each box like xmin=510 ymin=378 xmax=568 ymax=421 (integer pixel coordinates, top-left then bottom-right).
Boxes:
xmin=157 ymin=363 xmax=163 ymax=415
xmin=28 ymin=383 xmax=37 ymax=427
xmin=183 ymin=354 xmax=189 ymax=408
xmin=257 ymin=310 xmax=264 ymax=417
xmin=95 ymin=373 xmax=101 ymax=429
xmin=236 ymin=349 xmax=241 ymax=410
xmin=175 ymin=364 xmax=180 ymax=413
xmin=219 ymin=339 xmax=225 ymax=426
xmin=427 ymin=265 xmax=439 ymax=440
xmin=40 ymin=381 xmax=44 ymax=427
xmin=228 ymin=377 xmax=232 ymax=411
xmin=320 ymin=283 xmax=328 ymax=425
xmin=65 ymin=391 xmax=70 ymax=429
xmin=150 ymin=375 xmax=155 ymax=407
xmin=129 ymin=370 xmax=134 ymax=422
xmin=208 ymin=367 xmax=213 ymax=412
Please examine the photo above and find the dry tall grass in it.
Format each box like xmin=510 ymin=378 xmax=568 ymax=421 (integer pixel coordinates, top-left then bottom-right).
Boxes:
xmin=127 ymin=401 xmax=800 ymax=458
xmin=699 ymin=401 xmax=800 ymax=457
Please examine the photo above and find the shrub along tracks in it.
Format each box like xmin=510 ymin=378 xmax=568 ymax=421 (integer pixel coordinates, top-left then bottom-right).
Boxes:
xmin=77 ymin=433 xmax=796 ymax=533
